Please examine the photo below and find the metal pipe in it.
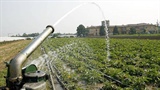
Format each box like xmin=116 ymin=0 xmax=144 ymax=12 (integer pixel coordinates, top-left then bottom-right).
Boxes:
xmin=8 ymin=25 xmax=54 ymax=83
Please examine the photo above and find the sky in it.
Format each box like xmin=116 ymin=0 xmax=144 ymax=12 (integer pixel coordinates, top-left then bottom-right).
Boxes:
xmin=0 ymin=0 xmax=160 ymax=36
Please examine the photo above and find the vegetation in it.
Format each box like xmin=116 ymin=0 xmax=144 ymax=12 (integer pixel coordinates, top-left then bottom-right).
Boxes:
xmin=99 ymin=25 xmax=106 ymax=36
xmin=113 ymin=26 xmax=119 ymax=35
xmin=52 ymin=33 xmax=61 ymax=38
xmin=129 ymin=27 xmax=136 ymax=34
xmin=46 ymin=38 xmax=160 ymax=89
xmin=76 ymin=24 xmax=89 ymax=37
xmin=22 ymin=33 xmax=39 ymax=37
xmin=0 ymin=40 xmax=31 ymax=86
xmin=1 ymin=38 xmax=160 ymax=89
xmin=11 ymin=33 xmax=39 ymax=37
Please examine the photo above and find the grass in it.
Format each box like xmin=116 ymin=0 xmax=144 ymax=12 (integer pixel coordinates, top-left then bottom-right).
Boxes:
xmin=0 ymin=39 xmax=50 ymax=86
xmin=0 ymin=40 xmax=31 ymax=86
xmin=0 ymin=69 xmax=7 ymax=86
xmin=1 ymin=37 xmax=160 ymax=89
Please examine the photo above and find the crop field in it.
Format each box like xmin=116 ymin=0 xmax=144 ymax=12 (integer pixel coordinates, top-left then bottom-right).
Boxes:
xmin=0 ymin=38 xmax=160 ymax=89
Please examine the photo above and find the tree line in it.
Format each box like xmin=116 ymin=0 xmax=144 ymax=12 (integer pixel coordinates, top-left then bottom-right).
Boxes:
xmin=112 ymin=26 xmax=157 ymax=35
xmin=113 ymin=26 xmax=138 ymax=35
xmin=76 ymin=24 xmax=141 ymax=37
xmin=11 ymin=33 xmax=40 ymax=37
xmin=76 ymin=24 xmax=159 ymax=37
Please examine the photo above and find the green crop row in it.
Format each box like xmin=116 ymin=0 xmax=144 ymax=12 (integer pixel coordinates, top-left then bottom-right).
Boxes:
xmin=1 ymin=38 xmax=160 ymax=90
xmin=44 ymin=38 xmax=160 ymax=90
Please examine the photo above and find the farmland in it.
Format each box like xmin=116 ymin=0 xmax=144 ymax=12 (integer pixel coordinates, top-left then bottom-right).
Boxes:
xmin=0 ymin=40 xmax=31 ymax=86
xmin=0 ymin=38 xmax=160 ymax=89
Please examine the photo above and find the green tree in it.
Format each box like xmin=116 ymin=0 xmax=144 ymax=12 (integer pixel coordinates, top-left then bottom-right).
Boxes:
xmin=143 ymin=28 xmax=146 ymax=34
xmin=76 ymin=24 xmax=88 ymax=37
xmin=129 ymin=27 xmax=136 ymax=34
xmin=113 ymin=26 xmax=119 ymax=35
xmin=158 ymin=26 xmax=160 ymax=34
xmin=85 ymin=29 xmax=89 ymax=36
xmin=22 ymin=33 xmax=27 ymax=37
xmin=99 ymin=25 xmax=106 ymax=36
xmin=52 ymin=33 xmax=60 ymax=38
xmin=22 ymin=33 xmax=39 ymax=37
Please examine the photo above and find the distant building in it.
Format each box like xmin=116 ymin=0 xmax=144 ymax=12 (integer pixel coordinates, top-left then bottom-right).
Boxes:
xmin=86 ymin=20 xmax=159 ymax=36
xmin=87 ymin=26 xmax=101 ymax=36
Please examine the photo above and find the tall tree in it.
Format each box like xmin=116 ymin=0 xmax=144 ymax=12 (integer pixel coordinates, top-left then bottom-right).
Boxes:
xmin=113 ymin=26 xmax=119 ymax=35
xmin=143 ymin=28 xmax=146 ymax=34
xmin=129 ymin=27 xmax=136 ymax=34
xmin=76 ymin=24 xmax=88 ymax=37
xmin=99 ymin=26 xmax=106 ymax=36
xmin=22 ymin=33 xmax=27 ymax=37
xmin=85 ymin=29 xmax=89 ymax=36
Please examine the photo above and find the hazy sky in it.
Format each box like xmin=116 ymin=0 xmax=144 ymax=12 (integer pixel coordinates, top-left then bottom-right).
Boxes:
xmin=0 ymin=0 xmax=160 ymax=36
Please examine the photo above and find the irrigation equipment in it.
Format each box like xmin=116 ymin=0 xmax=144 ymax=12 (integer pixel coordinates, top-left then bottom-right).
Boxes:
xmin=2 ymin=25 xmax=54 ymax=90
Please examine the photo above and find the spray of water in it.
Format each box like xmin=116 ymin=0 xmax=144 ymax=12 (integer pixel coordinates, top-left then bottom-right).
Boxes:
xmin=53 ymin=3 xmax=87 ymax=26
xmin=53 ymin=2 xmax=110 ymax=61
xmin=90 ymin=2 xmax=110 ymax=61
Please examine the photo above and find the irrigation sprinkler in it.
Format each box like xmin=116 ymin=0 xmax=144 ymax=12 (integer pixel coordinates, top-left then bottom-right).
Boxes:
xmin=2 ymin=25 xmax=54 ymax=90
